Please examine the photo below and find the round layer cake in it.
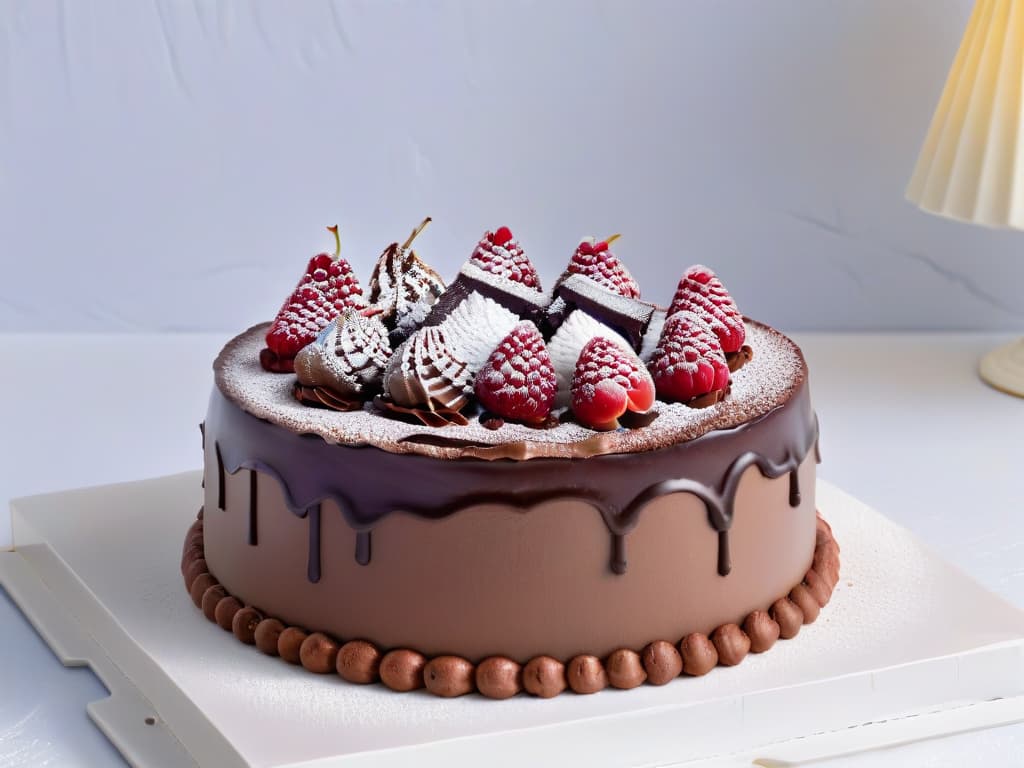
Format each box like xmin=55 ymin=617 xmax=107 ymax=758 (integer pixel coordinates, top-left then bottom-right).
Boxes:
xmin=182 ymin=226 xmax=838 ymax=698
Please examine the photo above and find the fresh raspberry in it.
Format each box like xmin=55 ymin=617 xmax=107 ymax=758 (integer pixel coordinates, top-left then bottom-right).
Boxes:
xmin=263 ymin=227 xmax=364 ymax=372
xmin=566 ymin=237 xmax=641 ymax=298
xmin=570 ymin=337 xmax=655 ymax=430
xmin=474 ymin=322 xmax=556 ymax=424
xmin=646 ymin=311 xmax=729 ymax=403
xmin=667 ymin=265 xmax=745 ymax=353
xmin=491 ymin=226 xmax=514 ymax=247
xmin=469 ymin=228 xmax=542 ymax=289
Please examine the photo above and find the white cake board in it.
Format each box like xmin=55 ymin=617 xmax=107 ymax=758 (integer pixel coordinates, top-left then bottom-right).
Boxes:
xmin=3 ymin=474 xmax=1024 ymax=768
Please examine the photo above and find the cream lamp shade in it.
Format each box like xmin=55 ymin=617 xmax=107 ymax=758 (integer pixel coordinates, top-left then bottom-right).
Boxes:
xmin=906 ymin=0 xmax=1024 ymax=396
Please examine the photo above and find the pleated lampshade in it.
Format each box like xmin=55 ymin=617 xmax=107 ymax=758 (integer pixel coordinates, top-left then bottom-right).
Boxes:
xmin=907 ymin=0 xmax=1024 ymax=397
xmin=907 ymin=0 xmax=1024 ymax=229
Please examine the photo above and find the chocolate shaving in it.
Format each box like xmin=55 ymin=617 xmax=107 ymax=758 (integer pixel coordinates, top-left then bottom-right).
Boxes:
xmin=374 ymin=395 xmax=471 ymax=428
xmin=618 ymin=409 xmax=660 ymax=429
xmin=686 ymin=388 xmax=728 ymax=409
xmin=478 ymin=412 xmax=560 ymax=431
xmin=479 ymin=414 xmax=505 ymax=431
xmin=293 ymin=384 xmax=363 ymax=412
xmin=726 ymin=345 xmax=754 ymax=373
xmin=260 ymin=347 xmax=295 ymax=373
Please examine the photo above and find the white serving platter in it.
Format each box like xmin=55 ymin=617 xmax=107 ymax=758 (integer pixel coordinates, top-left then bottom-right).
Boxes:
xmin=3 ymin=474 xmax=1024 ymax=767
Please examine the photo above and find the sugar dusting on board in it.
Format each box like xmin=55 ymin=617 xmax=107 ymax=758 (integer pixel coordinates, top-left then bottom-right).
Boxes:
xmin=215 ymin=320 xmax=805 ymax=460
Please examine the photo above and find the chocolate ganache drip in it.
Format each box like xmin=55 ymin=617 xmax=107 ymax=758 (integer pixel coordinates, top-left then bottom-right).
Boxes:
xmin=206 ymin=367 xmax=818 ymax=582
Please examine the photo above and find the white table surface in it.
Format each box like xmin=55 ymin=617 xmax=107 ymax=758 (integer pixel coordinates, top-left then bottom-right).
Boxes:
xmin=1 ymin=331 xmax=1023 ymax=767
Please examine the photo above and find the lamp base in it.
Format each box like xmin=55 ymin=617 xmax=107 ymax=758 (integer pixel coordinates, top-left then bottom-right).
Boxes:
xmin=979 ymin=338 xmax=1024 ymax=398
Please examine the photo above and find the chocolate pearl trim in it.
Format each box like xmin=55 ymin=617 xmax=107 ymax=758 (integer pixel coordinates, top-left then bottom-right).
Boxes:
xmin=182 ymin=509 xmax=839 ymax=698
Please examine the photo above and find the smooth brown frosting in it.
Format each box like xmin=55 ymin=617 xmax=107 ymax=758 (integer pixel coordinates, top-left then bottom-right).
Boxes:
xmin=183 ymin=558 xmax=208 ymax=593
xmin=475 ymin=657 xmax=522 ymax=700
xmin=254 ymin=618 xmax=285 ymax=656
xmin=605 ymin=649 xmax=647 ymax=689
xmin=566 ymin=655 xmax=607 ymax=694
xmin=189 ymin=573 xmax=217 ymax=608
xmin=424 ymin=656 xmax=475 ymax=697
xmin=523 ymin=656 xmax=566 ymax=698
xmin=277 ymin=627 xmax=307 ymax=665
xmin=336 ymin=640 xmax=381 ymax=684
xmin=679 ymin=633 xmax=718 ymax=676
xmin=231 ymin=606 xmax=263 ymax=645
xmin=379 ymin=650 xmax=426 ymax=692
xmin=712 ymin=623 xmax=750 ymax=666
xmin=743 ymin=610 xmax=780 ymax=653
xmin=804 ymin=569 xmax=832 ymax=607
xmin=789 ymin=584 xmax=820 ymax=624
xmin=214 ymin=596 xmax=243 ymax=632
xmin=641 ymin=640 xmax=683 ymax=685
xmin=201 ymin=584 xmax=228 ymax=622
xmin=299 ymin=632 xmax=339 ymax=674
xmin=770 ymin=597 xmax=804 ymax=640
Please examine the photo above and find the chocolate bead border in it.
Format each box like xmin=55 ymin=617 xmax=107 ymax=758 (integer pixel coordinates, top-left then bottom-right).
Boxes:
xmin=181 ymin=508 xmax=840 ymax=699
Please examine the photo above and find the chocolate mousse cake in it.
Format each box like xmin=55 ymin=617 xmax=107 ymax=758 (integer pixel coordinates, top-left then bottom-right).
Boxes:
xmin=181 ymin=221 xmax=839 ymax=699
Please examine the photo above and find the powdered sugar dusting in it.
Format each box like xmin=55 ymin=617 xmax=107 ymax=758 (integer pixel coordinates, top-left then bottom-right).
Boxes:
xmin=215 ymin=319 xmax=806 ymax=460
xmin=441 ymin=291 xmax=519 ymax=370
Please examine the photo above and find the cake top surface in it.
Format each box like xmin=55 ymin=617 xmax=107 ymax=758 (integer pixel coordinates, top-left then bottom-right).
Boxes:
xmin=215 ymin=319 xmax=806 ymax=460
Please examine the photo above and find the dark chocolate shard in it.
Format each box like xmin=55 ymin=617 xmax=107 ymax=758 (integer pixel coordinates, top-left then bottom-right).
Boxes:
xmin=726 ymin=345 xmax=754 ymax=373
xmin=618 ymin=409 xmax=660 ymax=429
xmin=423 ymin=267 xmax=550 ymax=329
xmin=554 ymin=273 xmax=657 ymax=350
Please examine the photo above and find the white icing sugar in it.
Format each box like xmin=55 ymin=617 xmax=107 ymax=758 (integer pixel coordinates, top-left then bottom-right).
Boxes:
xmin=439 ymin=291 xmax=520 ymax=372
xmin=547 ymin=310 xmax=633 ymax=406
xmin=216 ymin=320 xmax=805 ymax=460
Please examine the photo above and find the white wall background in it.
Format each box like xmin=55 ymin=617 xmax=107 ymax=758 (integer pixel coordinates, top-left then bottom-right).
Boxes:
xmin=2 ymin=0 xmax=1023 ymax=333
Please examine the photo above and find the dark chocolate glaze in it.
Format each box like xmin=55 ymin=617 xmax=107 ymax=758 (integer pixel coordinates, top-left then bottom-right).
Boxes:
xmin=206 ymin=364 xmax=817 ymax=582
xmin=248 ymin=470 xmax=258 ymax=546
xmin=215 ymin=443 xmax=225 ymax=511
xmin=789 ymin=470 xmax=801 ymax=508
xmin=199 ymin=423 xmax=206 ymax=489
xmin=289 ymin=503 xmax=322 ymax=584
xmin=355 ymin=531 xmax=372 ymax=566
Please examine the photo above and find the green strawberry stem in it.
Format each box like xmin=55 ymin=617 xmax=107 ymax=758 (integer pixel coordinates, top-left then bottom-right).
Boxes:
xmin=604 ymin=233 xmax=622 ymax=247
xmin=327 ymin=225 xmax=341 ymax=258
xmin=402 ymin=217 xmax=432 ymax=250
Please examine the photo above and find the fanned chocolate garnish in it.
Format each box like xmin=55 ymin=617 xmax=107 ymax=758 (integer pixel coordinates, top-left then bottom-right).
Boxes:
xmin=373 ymin=395 xmax=471 ymax=428
xmin=294 ymin=309 xmax=392 ymax=400
xmin=293 ymin=383 xmax=363 ymax=412
xmin=726 ymin=345 xmax=754 ymax=373
xmin=384 ymin=326 xmax=473 ymax=413
xmin=384 ymin=292 xmax=520 ymax=416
